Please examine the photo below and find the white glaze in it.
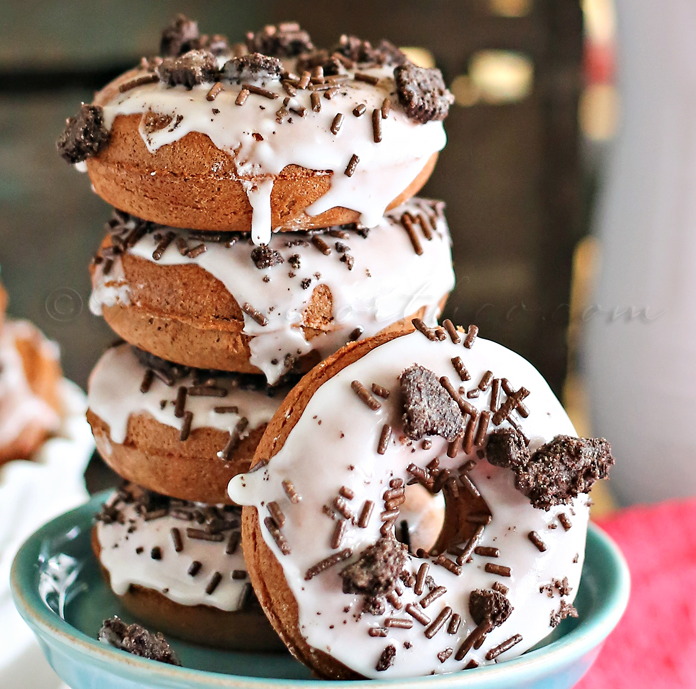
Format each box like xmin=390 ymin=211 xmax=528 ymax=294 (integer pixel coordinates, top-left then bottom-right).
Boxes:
xmin=88 ymin=344 xmax=283 ymax=444
xmin=96 ymin=495 xmax=248 ymax=612
xmin=0 ymin=321 xmax=61 ymax=448
xmin=90 ymin=198 xmax=454 ymax=384
xmin=228 ymin=331 xmax=589 ymax=678
xmin=100 ymin=63 xmax=447 ymax=244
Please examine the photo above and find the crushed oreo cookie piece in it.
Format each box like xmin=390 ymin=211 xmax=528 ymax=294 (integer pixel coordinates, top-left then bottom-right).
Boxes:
xmin=57 ymin=104 xmax=109 ymax=164
xmin=514 ymin=436 xmax=615 ymax=511
xmin=157 ymin=50 xmax=219 ymax=89
xmin=340 ymin=537 xmax=406 ymax=597
xmin=160 ymin=14 xmax=200 ymax=57
xmin=469 ymin=589 xmax=513 ymax=628
xmin=394 ymin=63 xmax=453 ymax=123
xmin=376 ymin=644 xmax=396 ymax=672
xmin=198 ymin=33 xmax=230 ymax=57
xmin=485 ymin=428 xmax=530 ymax=468
xmin=296 ymin=49 xmax=343 ymax=77
xmin=400 ymin=364 xmax=464 ymax=442
xmin=246 ymin=22 xmax=313 ymax=58
xmin=251 ymin=245 xmax=284 ymax=269
xmin=334 ymin=35 xmax=407 ymax=66
xmin=99 ymin=616 xmax=181 ymax=665
xmin=223 ymin=53 xmax=283 ymax=82
xmin=550 ymin=600 xmax=578 ymax=628
xmin=363 ymin=595 xmax=386 ymax=616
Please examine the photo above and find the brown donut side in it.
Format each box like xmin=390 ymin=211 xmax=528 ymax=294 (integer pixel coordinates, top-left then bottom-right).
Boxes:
xmin=91 ymin=528 xmax=285 ymax=652
xmin=87 ymin=409 xmax=265 ymax=504
xmin=242 ymin=330 xmax=407 ymax=679
xmin=0 ymin=323 xmax=63 ymax=465
xmin=95 ymin=247 xmax=447 ymax=372
xmin=86 ymin=112 xmax=437 ymax=232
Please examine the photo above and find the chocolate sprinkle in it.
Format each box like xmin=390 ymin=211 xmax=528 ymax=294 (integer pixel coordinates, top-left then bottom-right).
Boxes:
xmin=188 ymin=560 xmax=202 ymax=576
xmin=528 ymin=531 xmax=547 ymax=552
xmin=443 ymin=320 xmax=461 ymax=344
xmin=170 ymin=528 xmax=183 ymax=553
xmin=351 ymin=380 xmax=382 ymax=410
xmin=377 ymin=424 xmax=392 ymax=455
xmin=485 ymin=563 xmax=511 ymax=577
xmin=455 ymin=619 xmax=493 ymax=661
xmin=400 ymin=364 xmax=464 ymax=442
xmin=205 ymin=571 xmax=222 ymax=595
xmin=305 ymin=547 xmax=353 ymax=580
xmin=57 ymin=104 xmax=109 ymax=164
xmin=345 ymin=153 xmax=360 ymax=177
xmin=425 ymin=606 xmax=452 ymax=639
xmin=394 ymin=63 xmax=453 ymax=123
xmin=463 ymin=325 xmax=479 ymax=349
xmin=486 ymin=634 xmax=523 ymax=660
xmin=405 ymin=603 xmax=431 ymax=626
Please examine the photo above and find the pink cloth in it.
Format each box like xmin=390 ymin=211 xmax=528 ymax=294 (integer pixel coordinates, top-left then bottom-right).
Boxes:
xmin=578 ymin=499 xmax=696 ymax=688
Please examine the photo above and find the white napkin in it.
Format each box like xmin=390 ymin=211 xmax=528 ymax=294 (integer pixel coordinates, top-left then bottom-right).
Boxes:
xmin=0 ymin=380 xmax=94 ymax=689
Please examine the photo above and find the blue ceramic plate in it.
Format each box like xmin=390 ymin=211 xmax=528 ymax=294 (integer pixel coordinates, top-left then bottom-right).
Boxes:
xmin=11 ymin=492 xmax=629 ymax=689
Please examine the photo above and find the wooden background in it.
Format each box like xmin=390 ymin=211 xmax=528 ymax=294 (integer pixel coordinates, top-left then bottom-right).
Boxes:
xmin=0 ymin=0 xmax=584 ymax=397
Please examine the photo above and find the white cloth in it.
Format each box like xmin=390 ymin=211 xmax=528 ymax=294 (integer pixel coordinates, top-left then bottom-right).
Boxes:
xmin=0 ymin=380 xmax=94 ymax=689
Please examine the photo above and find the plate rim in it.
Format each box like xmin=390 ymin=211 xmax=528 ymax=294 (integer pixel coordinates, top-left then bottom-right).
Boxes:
xmin=11 ymin=491 xmax=630 ymax=688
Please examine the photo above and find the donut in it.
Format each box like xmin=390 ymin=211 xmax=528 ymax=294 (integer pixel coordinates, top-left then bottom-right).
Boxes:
xmin=93 ymin=482 xmax=284 ymax=651
xmin=0 ymin=320 xmax=63 ymax=465
xmin=228 ymin=326 xmax=614 ymax=678
xmin=58 ymin=18 xmax=453 ymax=244
xmin=90 ymin=198 xmax=454 ymax=384
xmin=87 ymin=344 xmax=287 ymax=504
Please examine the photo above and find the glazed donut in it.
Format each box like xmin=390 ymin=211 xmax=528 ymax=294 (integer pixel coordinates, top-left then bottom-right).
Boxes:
xmin=0 ymin=320 xmax=63 ymax=465
xmin=58 ymin=20 xmax=452 ymax=243
xmin=87 ymin=344 xmax=286 ymax=504
xmin=228 ymin=326 xmax=614 ymax=679
xmin=93 ymin=483 xmax=284 ymax=651
xmin=90 ymin=198 xmax=454 ymax=384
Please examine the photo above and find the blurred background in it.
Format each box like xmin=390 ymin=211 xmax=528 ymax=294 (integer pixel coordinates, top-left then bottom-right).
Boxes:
xmin=0 ymin=1 xmax=625 ymax=501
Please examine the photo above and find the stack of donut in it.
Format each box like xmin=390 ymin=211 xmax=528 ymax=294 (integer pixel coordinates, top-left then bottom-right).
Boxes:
xmin=58 ymin=16 xmax=456 ymax=652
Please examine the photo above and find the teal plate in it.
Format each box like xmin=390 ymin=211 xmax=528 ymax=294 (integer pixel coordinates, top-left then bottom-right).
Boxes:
xmin=11 ymin=492 xmax=629 ymax=689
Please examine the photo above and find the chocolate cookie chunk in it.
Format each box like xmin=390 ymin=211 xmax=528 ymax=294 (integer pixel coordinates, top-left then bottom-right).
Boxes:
xmin=57 ymin=104 xmax=109 ymax=164
xmin=334 ymin=35 xmax=407 ymax=66
xmin=160 ymin=14 xmax=200 ymax=57
xmin=99 ymin=616 xmax=181 ymax=665
xmin=515 ymin=436 xmax=614 ymax=511
xmin=246 ymin=22 xmax=313 ymax=58
xmin=394 ymin=63 xmax=453 ymax=123
xmin=340 ymin=537 xmax=406 ymax=597
xmin=223 ymin=53 xmax=283 ymax=83
xmin=485 ymin=428 xmax=530 ymax=468
xmin=400 ymin=364 xmax=464 ymax=442
xmin=469 ymin=589 xmax=513 ymax=627
xmin=251 ymin=245 xmax=284 ymax=269
xmin=157 ymin=50 xmax=219 ymax=89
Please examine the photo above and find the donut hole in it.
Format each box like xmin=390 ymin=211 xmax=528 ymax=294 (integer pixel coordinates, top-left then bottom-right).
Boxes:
xmin=396 ymin=484 xmax=446 ymax=553
xmin=432 ymin=477 xmax=492 ymax=557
